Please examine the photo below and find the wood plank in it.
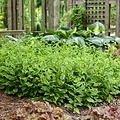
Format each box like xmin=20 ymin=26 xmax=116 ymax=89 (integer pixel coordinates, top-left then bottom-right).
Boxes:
xmin=12 ymin=0 xmax=17 ymax=30
xmin=41 ymin=0 xmax=47 ymax=32
xmin=87 ymin=9 xmax=105 ymax=12
xmin=22 ymin=0 xmax=24 ymax=29
xmin=48 ymin=0 xmax=60 ymax=30
xmin=19 ymin=0 xmax=24 ymax=30
xmin=86 ymin=4 xmax=105 ymax=7
xmin=109 ymin=0 xmax=116 ymax=4
xmin=116 ymin=0 xmax=120 ymax=36
xmin=67 ymin=0 xmax=73 ymax=11
xmin=31 ymin=0 xmax=35 ymax=31
xmin=72 ymin=0 xmax=76 ymax=7
xmin=86 ymin=18 xmax=105 ymax=20
xmin=105 ymin=0 xmax=110 ymax=35
xmin=0 ymin=30 xmax=26 ymax=35
xmin=108 ymin=28 xmax=116 ymax=32
xmin=76 ymin=0 xmax=85 ymax=5
xmin=48 ymin=0 xmax=54 ymax=30
xmin=53 ymin=0 xmax=60 ymax=30
xmin=8 ymin=0 xmax=12 ymax=30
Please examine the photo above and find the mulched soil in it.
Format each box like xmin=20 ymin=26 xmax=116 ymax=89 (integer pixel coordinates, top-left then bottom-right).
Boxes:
xmin=0 ymin=90 xmax=31 ymax=119
xmin=0 ymin=90 xmax=120 ymax=120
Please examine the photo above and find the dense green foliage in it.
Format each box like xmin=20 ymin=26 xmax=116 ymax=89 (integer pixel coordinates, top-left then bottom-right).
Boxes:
xmin=0 ymin=37 xmax=120 ymax=112
xmin=60 ymin=4 xmax=86 ymax=31
xmin=70 ymin=4 xmax=86 ymax=31
xmin=39 ymin=22 xmax=120 ymax=52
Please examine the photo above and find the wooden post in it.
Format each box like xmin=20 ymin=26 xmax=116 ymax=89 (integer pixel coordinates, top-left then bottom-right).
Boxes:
xmin=8 ymin=0 xmax=12 ymax=30
xmin=19 ymin=0 xmax=24 ymax=30
xmin=67 ymin=0 xmax=76 ymax=11
xmin=41 ymin=0 xmax=47 ymax=32
xmin=72 ymin=0 xmax=76 ymax=7
xmin=67 ymin=0 xmax=72 ymax=11
xmin=116 ymin=0 xmax=120 ymax=36
xmin=48 ymin=0 xmax=60 ymax=30
xmin=31 ymin=0 xmax=35 ymax=31
xmin=105 ymin=0 xmax=110 ymax=35
xmin=53 ymin=0 xmax=60 ymax=30
xmin=12 ymin=0 xmax=17 ymax=30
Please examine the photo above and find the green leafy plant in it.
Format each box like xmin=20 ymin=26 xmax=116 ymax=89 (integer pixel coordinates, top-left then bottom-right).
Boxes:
xmin=88 ymin=22 xmax=105 ymax=35
xmin=60 ymin=4 xmax=86 ymax=31
xmin=40 ymin=27 xmax=85 ymax=47
xmin=0 ymin=38 xmax=120 ymax=113
xmin=39 ymin=22 xmax=120 ymax=52
xmin=70 ymin=4 xmax=86 ymax=31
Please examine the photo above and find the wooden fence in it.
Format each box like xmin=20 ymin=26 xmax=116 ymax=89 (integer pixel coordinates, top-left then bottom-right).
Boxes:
xmin=41 ymin=0 xmax=60 ymax=31
xmin=0 ymin=0 xmax=120 ymax=36
xmin=86 ymin=0 xmax=120 ymax=36
xmin=0 ymin=0 xmax=61 ymax=35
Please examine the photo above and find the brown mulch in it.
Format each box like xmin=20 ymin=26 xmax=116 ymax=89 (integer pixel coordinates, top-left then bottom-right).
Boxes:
xmin=0 ymin=90 xmax=32 ymax=119
xmin=0 ymin=90 xmax=120 ymax=120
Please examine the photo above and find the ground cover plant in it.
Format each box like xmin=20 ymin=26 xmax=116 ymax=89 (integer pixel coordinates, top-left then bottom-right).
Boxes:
xmin=0 ymin=31 xmax=120 ymax=114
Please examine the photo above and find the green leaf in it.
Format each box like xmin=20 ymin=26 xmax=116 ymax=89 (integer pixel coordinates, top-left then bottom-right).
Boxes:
xmin=45 ymin=28 xmax=57 ymax=35
xmin=57 ymin=30 xmax=68 ymax=38
xmin=73 ymin=108 xmax=80 ymax=114
xmin=57 ymin=27 xmax=76 ymax=39
xmin=12 ymin=88 xmax=18 ymax=94
xmin=25 ymin=82 xmax=33 ymax=87
xmin=87 ymin=97 xmax=95 ymax=103
xmin=57 ymin=27 xmax=72 ymax=32
xmin=88 ymin=22 xmax=105 ymax=35
xmin=86 ymin=37 xmax=103 ymax=46
xmin=67 ymin=36 xmax=85 ymax=45
xmin=64 ymin=103 xmax=73 ymax=109
xmin=114 ymin=37 xmax=120 ymax=44
xmin=93 ymin=82 xmax=101 ymax=87
xmin=68 ymin=97 xmax=74 ymax=104
xmin=0 ymin=85 xmax=5 ymax=89
xmin=68 ymin=90 xmax=74 ymax=96
xmin=101 ymin=36 xmax=114 ymax=44
xmin=41 ymin=35 xmax=59 ymax=42
xmin=68 ymin=27 xmax=77 ymax=37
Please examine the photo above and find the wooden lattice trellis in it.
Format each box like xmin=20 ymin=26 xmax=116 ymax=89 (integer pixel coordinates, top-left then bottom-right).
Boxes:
xmin=8 ymin=0 xmax=24 ymax=30
xmin=86 ymin=0 xmax=106 ymax=26
xmin=86 ymin=0 xmax=120 ymax=36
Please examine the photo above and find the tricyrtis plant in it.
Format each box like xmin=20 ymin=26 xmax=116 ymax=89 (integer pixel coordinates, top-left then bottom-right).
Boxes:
xmin=0 ymin=39 xmax=120 ymax=113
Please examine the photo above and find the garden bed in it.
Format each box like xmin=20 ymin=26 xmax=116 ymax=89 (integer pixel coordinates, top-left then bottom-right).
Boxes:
xmin=0 ymin=90 xmax=120 ymax=120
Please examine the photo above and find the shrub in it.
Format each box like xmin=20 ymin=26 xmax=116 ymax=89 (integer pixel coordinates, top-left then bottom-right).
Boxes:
xmin=60 ymin=4 xmax=86 ymax=31
xmin=0 ymin=39 xmax=120 ymax=112
xmin=70 ymin=4 xmax=86 ymax=31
